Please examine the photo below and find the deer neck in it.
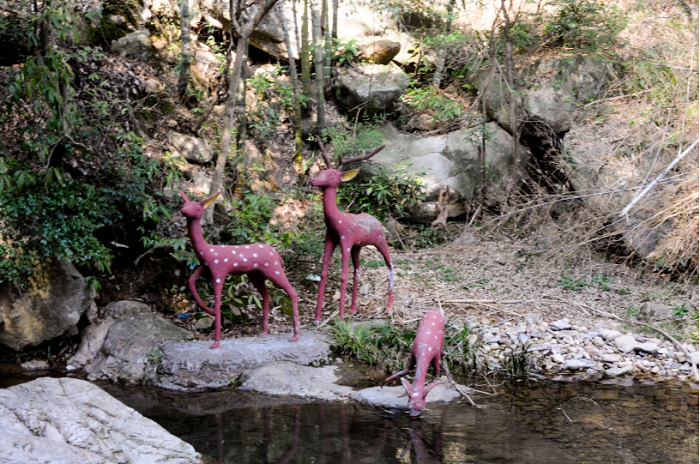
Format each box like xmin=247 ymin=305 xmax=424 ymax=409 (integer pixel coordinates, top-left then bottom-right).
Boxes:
xmin=321 ymin=186 xmax=343 ymax=224
xmin=186 ymin=217 xmax=209 ymax=253
xmin=414 ymin=356 xmax=428 ymax=389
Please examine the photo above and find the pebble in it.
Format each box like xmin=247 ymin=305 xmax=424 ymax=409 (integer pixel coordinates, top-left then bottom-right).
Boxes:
xmin=599 ymin=329 xmax=622 ymax=341
xmin=550 ymin=319 xmax=572 ymax=331
xmin=614 ymin=335 xmax=637 ymax=353
xmin=635 ymin=342 xmax=659 ymax=354
xmin=563 ymin=359 xmax=596 ymax=370
xmin=606 ymin=365 xmax=635 ymax=376
xmin=551 ymin=354 xmax=565 ymax=363
xmin=601 ymin=354 xmax=621 ymax=363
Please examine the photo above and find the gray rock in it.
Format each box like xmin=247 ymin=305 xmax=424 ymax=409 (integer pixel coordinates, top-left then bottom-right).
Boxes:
xmin=112 ymin=30 xmax=153 ymax=61
xmin=605 ymin=365 xmax=635 ymax=377
xmin=336 ymin=64 xmax=410 ymax=115
xmin=20 ymin=360 xmax=50 ymax=371
xmin=518 ymin=333 xmax=530 ymax=343
xmin=359 ymin=39 xmax=401 ymax=65
xmin=601 ymin=354 xmax=621 ymax=363
xmin=156 ymin=330 xmax=331 ymax=391
xmin=553 ymin=330 xmax=579 ymax=338
xmin=195 ymin=316 xmax=215 ymax=330
xmin=170 ymin=131 xmax=214 ymax=164
xmin=562 ymin=359 xmax=596 ymax=370
xmin=351 ymin=383 xmax=459 ymax=412
xmin=550 ymin=319 xmax=572 ymax=331
xmin=0 ymin=259 xmax=95 ymax=350
xmin=599 ymin=329 xmax=623 ymax=341
xmin=239 ymin=361 xmax=353 ymax=401
xmin=690 ymin=352 xmax=699 ymax=366
xmin=634 ymin=342 xmax=659 ymax=354
xmin=551 ymin=353 xmax=565 ymax=363
xmin=84 ymin=301 xmax=193 ymax=385
xmin=640 ymin=302 xmax=674 ymax=320
xmin=192 ymin=171 xmax=212 ymax=194
xmin=68 ymin=318 xmax=115 ymax=368
xmin=364 ymin=122 xmax=528 ymax=222
xmin=530 ymin=329 xmax=544 ymax=338
xmin=614 ymin=335 xmax=637 ymax=353
xmin=0 ymin=377 xmax=200 ymax=464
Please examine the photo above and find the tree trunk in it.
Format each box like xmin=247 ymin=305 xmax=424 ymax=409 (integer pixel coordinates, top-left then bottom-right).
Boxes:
xmin=206 ymin=0 xmax=282 ymax=223
xmin=500 ymin=0 xmax=521 ymax=185
xmin=236 ymin=42 xmax=249 ymax=156
xmin=432 ymin=0 xmax=455 ymax=90
xmin=291 ymin=0 xmax=301 ymax=57
xmin=280 ymin=2 xmax=303 ymax=169
xmin=301 ymin=0 xmax=312 ymax=97
xmin=177 ymin=0 xmax=192 ymax=99
xmin=311 ymin=0 xmax=325 ymax=131
xmin=323 ymin=0 xmax=332 ymax=84
xmin=331 ymin=0 xmax=338 ymax=39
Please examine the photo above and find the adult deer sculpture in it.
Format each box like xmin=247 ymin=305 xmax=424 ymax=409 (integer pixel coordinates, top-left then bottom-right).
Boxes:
xmin=385 ymin=310 xmax=445 ymax=418
xmin=179 ymin=191 xmax=300 ymax=349
xmin=309 ymin=140 xmax=394 ymax=323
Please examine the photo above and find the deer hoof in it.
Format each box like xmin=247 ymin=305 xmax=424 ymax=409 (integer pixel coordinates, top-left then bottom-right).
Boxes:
xmin=258 ymin=330 xmax=268 ymax=337
xmin=289 ymin=335 xmax=299 ymax=342
xmin=209 ymin=342 xmax=220 ymax=349
xmin=314 ymin=319 xmax=321 ymax=326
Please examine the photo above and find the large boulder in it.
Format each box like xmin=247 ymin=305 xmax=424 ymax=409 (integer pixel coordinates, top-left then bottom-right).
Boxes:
xmin=363 ymin=122 xmax=529 ymax=222
xmin=0 ymin=260 xmax=96 ymax=350
xmin=155 ymin=330 xmax=331 ymax=391
xmin=359 ymin=39 xmax=401 ymax=65
xmin=335 ymin=64 xmax=410 ymax=115
xmin=0 ymin=377 xmax=201 ymax=463
xmin=169 ymin=131 xmax=214 ymax=164
xmin=77 ymin=301 xmax=193 ymax=385
xmin=112 ymin=29 xmax=154 ymax=61
xmin=479 ymin=55 xmax=620 ymax=135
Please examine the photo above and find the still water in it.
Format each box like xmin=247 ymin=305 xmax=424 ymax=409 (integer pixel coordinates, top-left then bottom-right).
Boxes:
xmin=102 ymin=378 xmax=698 ymax=464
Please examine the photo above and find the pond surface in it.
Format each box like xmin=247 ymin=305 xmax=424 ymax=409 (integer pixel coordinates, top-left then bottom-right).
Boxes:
xmin=100 ymin=378 xmax=698 ymax=464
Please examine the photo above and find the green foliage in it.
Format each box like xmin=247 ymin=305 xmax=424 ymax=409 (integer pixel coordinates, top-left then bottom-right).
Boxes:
xmin=332 ymin=38 xmax=360 ymax=66
xmin=0 ymin=178 xmax=117 ymax=283
xmin=328 ymin=318 xmax=484 ymax=375
xmin=322 ymin=120 xmax=384 ymax=159
xmin=557 ymin=272 xmax=589 ymax=290
xmin=402 ymin=83 xmax=464 ymax=125
xmin=337 ymin=162 xmax=426 ymax=219
xmin=672 ymin=304 xmax=691 ymax=320
xmin=226 ymin=191 xmax=297 ymax=250
xmin=500 ymin=343 xmax=532 ymax=379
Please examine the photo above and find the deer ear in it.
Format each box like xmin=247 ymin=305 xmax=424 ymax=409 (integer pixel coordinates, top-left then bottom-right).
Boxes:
xmin=179 ymin=190 xmax=189 ymax=202
xmin=201 ymin=191 xmax=221 ymax=209
xmin=341 ymin=169 xmax=360 ymax=182
xmin=400 ymin=377 xmax=413 ymax=395
xmin=422 ymin=381 xmax=440 ymax=399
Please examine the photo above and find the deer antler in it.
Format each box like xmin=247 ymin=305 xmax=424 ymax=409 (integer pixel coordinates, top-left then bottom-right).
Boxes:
xmin=317 ymin=138 xmax=333 ymax=169
xmin=338 ymin=144 xmax=386 ymax=170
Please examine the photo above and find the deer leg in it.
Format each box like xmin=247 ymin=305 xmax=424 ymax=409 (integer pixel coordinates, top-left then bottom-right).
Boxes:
xmin=267 ymin=268 xmax=300 ymax=342
xmin=375 ymin=241 xmax=394 ymax=313
xmin=385 ymin=353 xmax=416 ymax=383
xmin=188 ymin=266 xmax=214 ymax=315
xmin=349 ymin=247 xmax=362 ymax=314
xmin=249 ymin=272 xmax=270 ymax=337
xmin=210 ymin=278 xmax=224 ymax=349
xmin=432 ymin=353 xmax=441 ymax=377
xmin=338 ymin=246 xmax=351 ymax=319
xmin=315 ymin=234 xmax=336 ymax=323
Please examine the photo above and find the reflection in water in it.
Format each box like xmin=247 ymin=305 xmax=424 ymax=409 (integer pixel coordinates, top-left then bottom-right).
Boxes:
xmin=99 ymin=379 xmax=699 ymax=464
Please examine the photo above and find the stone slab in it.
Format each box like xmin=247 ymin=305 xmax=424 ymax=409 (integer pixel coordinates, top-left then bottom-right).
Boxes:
xmin=156 ymin=329 xmax=331 ymax=391
xmin=350 ymin=383 xmax=460 ymax=412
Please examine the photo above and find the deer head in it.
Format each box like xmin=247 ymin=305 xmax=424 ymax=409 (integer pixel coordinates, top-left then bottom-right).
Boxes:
xmin=179 ymin=191 xmax=220 ymax=220
xmin=401 ymin=377 xmax=441 ymax=419
xmin=309 ymin=139 xmax=386 ymax=189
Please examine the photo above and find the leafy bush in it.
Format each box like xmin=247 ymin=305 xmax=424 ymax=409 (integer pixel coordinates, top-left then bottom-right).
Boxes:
xmin=402 ymin=84 xmax=464 ymax=125
xmin=322 ymin=120 xmax=385 ymax=159
xmin=226 ymin=191 xmax=297 ymax=249
xmin=332 ymin=38 xmax=360 ymax=66
xmin=337 ymin=162 xmax=426 ymax=219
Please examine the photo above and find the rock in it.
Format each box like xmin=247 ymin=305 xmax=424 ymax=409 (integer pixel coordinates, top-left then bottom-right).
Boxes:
xmin=335 ymin=64 xmax=410 ymax=115
xmin=518 ymin=333 xmax=530 ymax=344
xmin=563 ymin=359 xmax=596 ymax=370
xmin=169 ymin=131 xmax=214 ymax=164
xmin=690 ymin=352 xmax=699 ymax=366
xmin=112 ymin=30 xmax=153 ymax=61
xmin=0 ymin=377 xmax=200 ymax=463
xmin=551 ymin=353 xmax=565 ymax=364
xmin=530 ymin=329 xmax=544 ymax=338
xmin=0 ymin=259 xmax=95 ymax=350
xmin=239 ymin=361 xmax=353 ymax=401
xmin=599 ymin=329 xmax=622 ymax=341
xmin=605 ymin=365 xmax=635 ymax=377
xmin=592 ymin=336 xmax=605 ymax=347
xmin=639 ymin=302 xmax=673 ymax=320
xmin=358 ymin=39 xmax=401 ymax=64
xmin=479 ymin=55 xmax=619 ymax=135
xmin=584 ymin=345 xmax=600 ymax=358
xmin=614 ymin=335 xmax=637 ymax=353
xmin=195 ymin=316 xmax=215 ymax=330
xmin=351 ymin=383 xmax=459 ymax=412
xmin=601 ymin=354 xmax=621 ymax=363
xmin=363 ymin=122 xmax=528 ymax=222
xmin=84 ymin=301 xmax=193 ymax=385
xmin=20 ymin=360 xmax=50 ymax=371
xmin=192 ymin=171 xmax=212 ymax=194
xmin=156 ymin=330 xmax=331 ymax=391
xmin=68 ymin=319 xmax=115 ymax=368
xmin=553 ymin=329 xmax=578 ymax=338
xmin=634 ymin=342 xmax=659 ymax=354
xmin=550 ymin=319 xmax=572 ymax=331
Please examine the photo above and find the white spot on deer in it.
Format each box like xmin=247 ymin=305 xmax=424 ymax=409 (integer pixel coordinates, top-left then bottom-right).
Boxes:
xmin=275 ymin=271 xmax=280 ymax=275
xmin=254 ymin=263 xmax=258 ymax=267
xmin=243 ymin=258 xmax=248 ymax=262
xmin=200 ymin=252 xmax=203 ymax=255
xmin=234 ymin=263 xmax=238 ymax=266
xmin=341 ymin=235 xmax=345 ymax=239
xmin=429 ymin=347 xmax=432 ymax=352
xmin=270 ymin=252 xmax=273 ymax=256
xmin=412 ymin=392 xmax=419 ymax=397
xmin=253 ymin=254 xmax=258 ymax=258
xmin=245 ymin=246 xmax=250 ymax=249
xmin=214 ymin=260 xmax=219 ymax=264
xmin=232 ymin=250 xmax=236 ymax=254
xmin=432 ymin=322 xmax=435 ymax=325
xmin=338 ymin=220 xmax=342 ymax=223
xmin=210 ymin=248 xmax=214 ymax=252
xmin=216 ymin=279 xmax=221 ymax=283
xmin=347 ymin=248 xmax=350 ymax=252
xmin=274 ymin=261 xmax=278 ymax=265
xmin=259 ymin=245 xmax=263 ymax=248
xmin=265 ymin=262 xmax=269 ymax=266
xmin=214 ymin=253 xmax=218 ymax=256
xmin=435 ymin=335 xmax=438 ymax=339
xmin=224 ymin=258 xmax=228 ymax=262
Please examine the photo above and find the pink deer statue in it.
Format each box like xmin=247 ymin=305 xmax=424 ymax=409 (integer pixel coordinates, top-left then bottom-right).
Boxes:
xmin=179 ymin=191 xmax=300 ymax=349
xmin=385 ymin=310 xmax=445 ymax=418
xmin=309 ymin=140 xmax=394 ymax=323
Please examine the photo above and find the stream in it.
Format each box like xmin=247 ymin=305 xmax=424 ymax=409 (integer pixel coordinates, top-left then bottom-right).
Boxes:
xmin=102 ymin=377 xmax=697 ymax=464
xmin=2 ymin=367 xmax=698 ymax=463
